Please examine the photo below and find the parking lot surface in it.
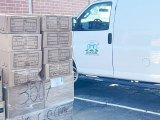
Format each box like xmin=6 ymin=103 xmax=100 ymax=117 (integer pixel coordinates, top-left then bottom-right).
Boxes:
xmin=73 ymin=78 xmax=160 ymax=120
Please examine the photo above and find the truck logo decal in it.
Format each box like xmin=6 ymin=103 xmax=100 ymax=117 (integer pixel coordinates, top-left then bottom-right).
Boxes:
xmin=85 ymin=42 xmax=99 ymax=55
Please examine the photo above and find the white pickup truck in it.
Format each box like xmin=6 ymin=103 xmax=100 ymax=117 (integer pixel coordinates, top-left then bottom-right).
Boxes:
xmin=72 ymin=0 xmax=160 ymax=86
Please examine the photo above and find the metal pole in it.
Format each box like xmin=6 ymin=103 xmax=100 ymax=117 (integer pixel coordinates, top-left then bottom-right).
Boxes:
xmin=29 ymin=0 xmax=32 ymax=14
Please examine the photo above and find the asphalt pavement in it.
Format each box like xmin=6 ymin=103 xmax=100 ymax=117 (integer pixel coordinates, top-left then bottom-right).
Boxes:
xmin=73 ymin=78 xmax=160 ymax=120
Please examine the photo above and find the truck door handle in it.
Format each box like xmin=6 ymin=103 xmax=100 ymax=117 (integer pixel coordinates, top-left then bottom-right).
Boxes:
xmin=108 ymin=33 xmax=112 ymax=44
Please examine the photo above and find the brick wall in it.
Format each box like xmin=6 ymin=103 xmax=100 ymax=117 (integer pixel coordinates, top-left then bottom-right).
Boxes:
xmin=0 ymin=0 xmax=95 ymax=16
xmin=0 ymin=0 xmax=29 ymax=14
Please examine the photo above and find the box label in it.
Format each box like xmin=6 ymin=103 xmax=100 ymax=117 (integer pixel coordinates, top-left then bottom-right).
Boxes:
xmin=59 ymin=48 xmax=71 ymax=60
xmin=46 ymin=32 xmax=70 ymax=46
xmin=10 ymin=17 xmax=38 ymax=33
xmin=50 ymin=77 xmax=64 ymax=88
xmin=24 ymin=18 xmax=38 ymax=32
xmin=43 ymin=16 xmax=71 ymax=31
xmin=49 ymin=62 xmax=71 ymax=78
xmin=47 ymin=33 xmax=58 ymax=46
xmin=10 ymin=18 xmax=24 ymax=32
xmin=48 ymin=48 xmax=71 ymax=63
xmin=46 ymin=16 xmax=58 ymax=29
xmin=59 ymin=17 xmax=70 ymax=29
xmin=48 ymin=49 xmax=59 ymax=63
xmin=58 ymin=33 xmax=70 ymax=45
xmin=14 ymin=69 xmax=41 ymax=85
xmin=13 ymin=52 xmax=40 ymax=68
xmin=12 ymin=36 xmax=38 ymax=50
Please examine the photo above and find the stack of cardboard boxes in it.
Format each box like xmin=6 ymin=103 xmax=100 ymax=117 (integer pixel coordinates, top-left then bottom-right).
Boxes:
xmin=41 ymin=15 xmax=74 ymax=118
xmin=0 ymin=14 xmax=74 ymax=120
xmin=0 ymin=14 xmax=44 ymax=119
xmin=0 ymin=68 xmax=5 ymax=120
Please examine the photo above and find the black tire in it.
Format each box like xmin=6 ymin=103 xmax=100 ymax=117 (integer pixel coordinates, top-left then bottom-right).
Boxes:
xmin=73 ymin=61 xmax=79 ymax=82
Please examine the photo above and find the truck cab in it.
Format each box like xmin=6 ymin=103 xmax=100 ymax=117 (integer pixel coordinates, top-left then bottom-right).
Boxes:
xmin=72 ymin=0 xmax=160 ymax=84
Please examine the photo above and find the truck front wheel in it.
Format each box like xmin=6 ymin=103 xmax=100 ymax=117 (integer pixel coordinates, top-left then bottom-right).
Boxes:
xmin=73 ymin=61 xmax=79 ymax=82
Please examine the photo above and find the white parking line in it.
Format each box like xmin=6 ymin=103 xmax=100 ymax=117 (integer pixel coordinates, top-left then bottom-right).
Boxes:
xmin=74 ymin=97 xmax=160 ymax=116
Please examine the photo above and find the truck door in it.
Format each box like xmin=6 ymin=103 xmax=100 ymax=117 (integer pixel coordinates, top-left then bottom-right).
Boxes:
xmin=72 ymin=1 xmax=117 ymax=77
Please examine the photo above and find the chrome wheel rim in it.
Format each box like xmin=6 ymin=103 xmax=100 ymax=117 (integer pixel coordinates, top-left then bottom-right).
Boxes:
xmin=73 ymin=66 xmax=78 ymax=82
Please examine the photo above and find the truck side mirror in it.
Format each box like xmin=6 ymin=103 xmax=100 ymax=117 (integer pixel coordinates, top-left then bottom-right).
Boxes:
xmin=72 ymin=17 xmax=78 ymax=31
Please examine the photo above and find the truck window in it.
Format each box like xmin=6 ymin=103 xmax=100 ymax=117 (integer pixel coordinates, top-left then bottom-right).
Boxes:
xmin=78 ymin=2 xmax=112 ymax=31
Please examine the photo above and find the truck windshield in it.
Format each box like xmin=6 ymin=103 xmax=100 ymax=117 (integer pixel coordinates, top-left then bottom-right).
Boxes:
xmin=77 ymin=2 xmax=112 ymax=31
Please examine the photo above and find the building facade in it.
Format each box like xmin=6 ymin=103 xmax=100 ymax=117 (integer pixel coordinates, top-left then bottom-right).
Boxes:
xmin=0 ymin=0 xmax=95 ymax=16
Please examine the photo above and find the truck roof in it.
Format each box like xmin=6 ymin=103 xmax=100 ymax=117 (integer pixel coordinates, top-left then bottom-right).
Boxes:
xmin=93 ymin=0 xmax=113 ymax=4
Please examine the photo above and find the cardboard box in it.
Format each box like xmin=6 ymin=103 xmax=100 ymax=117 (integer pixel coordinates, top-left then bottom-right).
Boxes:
xmin=0 ymin=14 xmax=40 ymax=34
xmin=41 ymin=15 xmax=72 ymax=32
xmin=0 ymin=69 xmax=2 ymax=101
xmin=0 ymin=101 xmax=5 ymax=120
xmin=4 ymin=81 xmax=45 ymax=119
xmin=42 ymin=32 xmax=71 ymax=48
xmin=43 ymin=47 xmax=72 ymax=64
xmin=45 ymin=75 xmax=74 ymax=107
xmin=0 ymin=34 xmax=41 ymax=51
xmin=2 ymin=68 xmax=42 ymax=87
xmin=0 ymin=50 xmax=42 ymax=70
xmin=7 ymin=101 xmax=73 ymax=120
xmin=41 ymin=60 xmax=73 ymax=80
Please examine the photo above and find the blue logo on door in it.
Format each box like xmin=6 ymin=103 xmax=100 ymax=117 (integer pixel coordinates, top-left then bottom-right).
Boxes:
xmin=85 ymin=42 xmax=99 ymax=55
